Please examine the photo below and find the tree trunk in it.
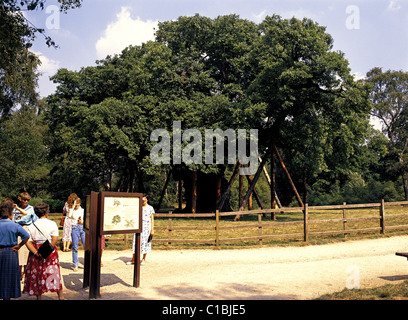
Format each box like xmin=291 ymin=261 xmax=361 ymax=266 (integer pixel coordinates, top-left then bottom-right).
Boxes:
xmin=191 ymin=171 xmax=197 ymax=213
xmin=303 ymin=171 xmax=308 ymax=206
xmin=403 ymin=171 xmax=408 ymax=201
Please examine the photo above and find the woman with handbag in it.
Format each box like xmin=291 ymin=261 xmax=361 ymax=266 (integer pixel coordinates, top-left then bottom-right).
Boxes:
xmin=23 ymin=202 xmax=64 ymax=300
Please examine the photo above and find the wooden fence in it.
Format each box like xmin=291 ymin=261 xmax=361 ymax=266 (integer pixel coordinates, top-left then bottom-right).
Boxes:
xmin=51 ymin=200 xmax=408 ymax=248
xmin=152 ymin=200 xmax=408 ymax=248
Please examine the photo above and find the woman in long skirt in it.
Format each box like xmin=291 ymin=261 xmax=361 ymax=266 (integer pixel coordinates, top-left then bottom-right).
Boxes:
xmin=61 ymin=193 xmax=77 ymax=252
xmin=128 ymin=194 xmax=154 ymax=265
xmin=23 ymin=202 xmax=64 ymax=300
xmin=0 ymin=199 xmax=29 ymax=300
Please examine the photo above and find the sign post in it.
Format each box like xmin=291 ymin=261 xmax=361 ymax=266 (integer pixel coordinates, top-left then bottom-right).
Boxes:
xmin=83 ymin=191 xmax=143 ymax=299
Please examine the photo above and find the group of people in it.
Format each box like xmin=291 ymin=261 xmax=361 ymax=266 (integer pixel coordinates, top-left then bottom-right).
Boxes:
xmin=0 ymin=192 xmax=86 ymax=300
xmin=0 ymin=193 xmax=64 ymax=300
xmin=0 ymin=191 xmax=155 ymax=300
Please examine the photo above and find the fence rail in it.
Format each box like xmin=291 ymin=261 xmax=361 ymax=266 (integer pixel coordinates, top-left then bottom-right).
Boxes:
xmin=51 ymin=200 xmax=408 ymax=248
xmin=153 ymin=199 xmax=408 ymax=248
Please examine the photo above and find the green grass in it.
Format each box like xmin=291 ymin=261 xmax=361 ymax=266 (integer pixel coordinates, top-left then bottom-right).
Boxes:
xmin=317 ymin=280 xmax=408 ymax=300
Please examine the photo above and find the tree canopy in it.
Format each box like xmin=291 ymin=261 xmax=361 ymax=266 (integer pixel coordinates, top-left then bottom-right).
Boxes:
xmin=43 ymin=14 xmax=376 ymax=207
xmin=0 ymin=0 xmax=82 ymax=117
xmin=1 ymin=11 xmax=405 ymax=209
xmin=367 ymin=67 xmax=408 ymax=200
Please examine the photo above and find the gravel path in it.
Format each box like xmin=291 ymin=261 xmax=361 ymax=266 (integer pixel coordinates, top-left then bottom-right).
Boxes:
xmin=18 ymin=236 xmax=408 ymax=300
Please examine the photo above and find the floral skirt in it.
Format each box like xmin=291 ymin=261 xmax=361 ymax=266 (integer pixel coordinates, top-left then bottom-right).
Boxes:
xmin=62 ymin=217 xmax=73 ymax=242
xmin=23 ymin=244 xmax=63 ymax=296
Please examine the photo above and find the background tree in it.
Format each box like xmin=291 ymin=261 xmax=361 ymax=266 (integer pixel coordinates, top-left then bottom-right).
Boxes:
xmin=45 ymin=14 xmax=395 ymax=210
xmin=0 ymin=0 xmax=82 ymax=118
xmin=0 ymin=0 xmax=82 ymax=200
xmin=367 ymin=67 xmax=408 ymax=200
xmin=0 ymin=106 xmax=49 ymax=196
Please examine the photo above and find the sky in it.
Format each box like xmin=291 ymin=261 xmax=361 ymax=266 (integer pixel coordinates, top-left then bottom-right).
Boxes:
xmin=24 ymin=0 xmax=408 ymax=99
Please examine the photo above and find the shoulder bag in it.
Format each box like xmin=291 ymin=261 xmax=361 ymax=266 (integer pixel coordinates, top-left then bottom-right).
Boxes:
xmin=32 ymin=222 xmax=55 ymax=259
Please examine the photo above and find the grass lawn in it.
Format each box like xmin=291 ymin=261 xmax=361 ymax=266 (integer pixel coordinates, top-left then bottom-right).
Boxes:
xmin=317 ymin=280 xmax=408 ymax=300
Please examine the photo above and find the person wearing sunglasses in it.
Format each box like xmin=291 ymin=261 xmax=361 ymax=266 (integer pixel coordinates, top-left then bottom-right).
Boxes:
xmin=13 ymin=192 xmax=37 ymax=226
xmin=12 ymin=192 xmax=38 ymax=282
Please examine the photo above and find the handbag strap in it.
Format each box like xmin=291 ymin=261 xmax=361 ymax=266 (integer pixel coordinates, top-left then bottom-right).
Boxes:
xmin=32 ymin=222 xmax=48 ymax=241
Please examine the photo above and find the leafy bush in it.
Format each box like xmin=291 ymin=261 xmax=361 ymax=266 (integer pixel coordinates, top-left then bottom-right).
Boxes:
xmin=308 ymin=180 xmax=403 ymax=206
xmin=31 ymin=198 xmax=65 ymax=213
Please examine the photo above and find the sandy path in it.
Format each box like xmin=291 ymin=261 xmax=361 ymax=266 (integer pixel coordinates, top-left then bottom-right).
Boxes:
xmin=18 ymin=236 xmax=408 ymax=300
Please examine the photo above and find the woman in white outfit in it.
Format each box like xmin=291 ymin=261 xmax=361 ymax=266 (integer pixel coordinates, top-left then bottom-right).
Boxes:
xmin=127 ymin=194 xmax=154 ymax=265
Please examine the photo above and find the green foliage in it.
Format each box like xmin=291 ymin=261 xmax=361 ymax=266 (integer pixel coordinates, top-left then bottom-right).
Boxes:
xmin=0 ymin=0 xmax=82 ymax=118
xmin=308 ymin=179 xmax=403 ymax=206
xmin=1 ymin=10 xmax=404 ymax=209
xmin=30 ymin=197 xmax=65 ymax=212
xmin=0 ymin=107 xmax=49 ymax=197
xmin=367 ymin=67 xmax=408 ymax=200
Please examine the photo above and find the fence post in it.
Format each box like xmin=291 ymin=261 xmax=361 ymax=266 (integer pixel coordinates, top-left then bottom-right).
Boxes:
xmin=215 ymin=210 xmax=220 ymax=249
xmin=343 ymin=202 xmax=347 ymax=239
xmin=258 ymin=213 xmax=263 ymax=246
xmin=168 ymin=211 xmax=172 ymax=246
xmin=380 ymin=199 xmax=385 ymax=234
xmin=304 ymin=203 xmax=309 ymax=242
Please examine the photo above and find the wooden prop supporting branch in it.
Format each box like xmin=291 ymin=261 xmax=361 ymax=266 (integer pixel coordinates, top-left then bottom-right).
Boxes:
xmin=217 ymin=161 xmax=242 ymax=211
xmin=258 ymin=155 xmax=282 ymax=209
xmin=246 ymin=175 xmax=265 ymax=210
xmin=191 ymin=170 xmax=197 ymax=213
xmin=235 ymin=146 xmax=272 ymax=221
xmin=234 ymin=144 xmax=303 ymax=221
xmin=273 ymin=145 xmax=304 ymax=208
xmin=178 ymin=179 xmax=183 ymax=210
xmin=156 ymin=169 xmax=172 ymax=212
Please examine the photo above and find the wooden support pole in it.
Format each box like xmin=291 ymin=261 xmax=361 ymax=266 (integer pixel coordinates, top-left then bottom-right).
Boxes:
xmin=216 ymin=176 xmax=222 ymax=208
xmin=217 ymin=162 xmax=241 ymax=211
xmin=274 ymin=145 xmax=304 ymax=208
xmin=235 ymin=146 xmax=272 ymax=220
xmin=246 ymin=175 xmax=265 ymax=210
xmin=192 ymin=171 xmax=197 ymax=213
xmin=178 ymin=179 xmax=183 ymax=210
xmin=270 ymin=149 xmax=276 ymax=221
xmin=304 ymin=203 xmax=309 ymax=242
xmin=215 ymin=210 xmax=220 ymax=249
xmin=133 ymin=233 xmax=140 ymax=288
xmin=259 ymin=155 xmax=282 ymax=210
xmin=239 ymin=175 xmax=243 ymax=208
xmin=156 ymin=170 xmax=172 ymax=212
xmin=380 ymin=199 xmax=385 ymax=234
xmin=258 ymin=213 xmax=263 ymax=246
xmin=168 ymin=211 xmax=172 ymax=246
xmin=89 ymin=192 xmax=102 ymax=298
xmin=343 ymin=202 xmax=348 ymax=239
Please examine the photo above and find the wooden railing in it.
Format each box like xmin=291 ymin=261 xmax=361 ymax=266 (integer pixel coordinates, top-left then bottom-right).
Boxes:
xmin=153 ymin=200 xmax=408 ymax=248
xmin=51 ymin=200 xmax=408 ymax=248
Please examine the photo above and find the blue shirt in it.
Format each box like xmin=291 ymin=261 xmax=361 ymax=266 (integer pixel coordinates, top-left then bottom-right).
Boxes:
xmin=13 ymin=204 xmax=38 ymax=225
xmin=0 ymin=219 xmax=29 ymax=246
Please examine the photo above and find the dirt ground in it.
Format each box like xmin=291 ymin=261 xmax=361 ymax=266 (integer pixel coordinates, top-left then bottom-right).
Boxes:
xmin=17 ymin=235 xmax=408 ymax=300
